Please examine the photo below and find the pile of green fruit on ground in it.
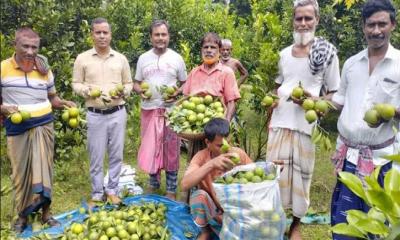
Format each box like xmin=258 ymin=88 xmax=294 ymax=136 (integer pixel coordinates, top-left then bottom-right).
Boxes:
xmin=61 ymin=202 xmax=170 ymax=240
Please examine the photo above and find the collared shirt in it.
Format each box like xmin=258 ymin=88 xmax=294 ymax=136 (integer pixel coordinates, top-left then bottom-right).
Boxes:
xmin=72 ymin=48 xmax=133 ymax=109
xmin=183 ymin=62 xmax=240 ymax=104
xmin=1 ymin=55 xmax=55 ymax=135
xmin=135 ymin=48 xmax=187 ymax=110
xmin=270 ymin=45 xmax=341 ymax=135
xmin=333 ymin=44 xmax=400 ymax=165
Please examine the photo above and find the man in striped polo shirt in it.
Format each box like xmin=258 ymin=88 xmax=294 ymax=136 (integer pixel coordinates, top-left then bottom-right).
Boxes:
xmin=0 ymin=27 xmax=75 ymax=233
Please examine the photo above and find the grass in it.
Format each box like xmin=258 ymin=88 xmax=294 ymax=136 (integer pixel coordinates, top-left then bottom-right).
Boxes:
xmin=0 ymin=104 xmax=337 ymax=239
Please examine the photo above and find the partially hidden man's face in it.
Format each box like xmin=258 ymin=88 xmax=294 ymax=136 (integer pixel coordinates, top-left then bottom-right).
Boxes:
xmin=92 ymin=22 xmax=112 ymax=50
xmin=206 ymin=135 xmax=225 ymax=156
xmin=150 ymin=24 xmax=170 ymax=52
xmin=220 ymin=44 xmax=232 ymax=60
xmin=15 ymin=36 xmax=40 ymax=62
xmin=202 ymin=41 xmax=220 ymax=65
xmin=363 ymin=11 xmax=395 ymax=50
xmin=293 ymin=4 xmax=319 ymax=46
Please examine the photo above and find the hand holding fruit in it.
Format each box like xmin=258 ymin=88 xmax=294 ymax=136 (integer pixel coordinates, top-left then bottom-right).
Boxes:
xmin=364 ymin=103 xmax=396 ymax=128
xmin=139 ymin=82 xmax=152 ymax=99
xmin=291 ymin=86 xmax=311 ymax=105
xmin=261 ymin=94 xmax=279 ymax=109
xmin=161 ymin=85 xmax=179 ymax=103
xmin=0 ymin=105 xmax=18 ymax=116
xmin=212 ymin=154 xmax=236 ymax=171
xmin=302 ymin=98 xmax=333 ymax=123
xmin=109 ymin=83 xmax=125 ymax=99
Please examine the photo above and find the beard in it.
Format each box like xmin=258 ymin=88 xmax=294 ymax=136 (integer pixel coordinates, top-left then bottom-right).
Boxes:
xmin=293 ymin=30 xmax=315 ymax=46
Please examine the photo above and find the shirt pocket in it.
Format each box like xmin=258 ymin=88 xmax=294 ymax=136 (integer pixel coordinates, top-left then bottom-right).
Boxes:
xmin=377 ymin=76 xmax=399 ymax=100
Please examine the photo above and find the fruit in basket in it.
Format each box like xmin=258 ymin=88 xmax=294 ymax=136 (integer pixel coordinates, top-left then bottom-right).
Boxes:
xmin=166 ymin=95 xmax=226 ymax=135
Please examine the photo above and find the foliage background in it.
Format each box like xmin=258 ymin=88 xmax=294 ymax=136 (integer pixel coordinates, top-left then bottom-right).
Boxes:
xmin=0 ymin=0 xmax=399 ymax=237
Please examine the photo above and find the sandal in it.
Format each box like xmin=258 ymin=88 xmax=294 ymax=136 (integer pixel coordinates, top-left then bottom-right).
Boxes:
xmin=41 ymin=216 xmax=61 ymax=227
xmin=13 ymin=217 xmax=27 ymax=233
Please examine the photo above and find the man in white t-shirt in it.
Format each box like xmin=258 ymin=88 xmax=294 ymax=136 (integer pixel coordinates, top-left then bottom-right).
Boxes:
xmin=330 ymin=1 xmax=400 ymax=239
xmin=265 ymin=1 xmax=340 ymax=239
xmin=133 ymin=20 xmax=187 ymax=200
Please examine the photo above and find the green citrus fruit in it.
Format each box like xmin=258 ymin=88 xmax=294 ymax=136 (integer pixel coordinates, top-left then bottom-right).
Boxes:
xmin=62 ymin=111 xmax=70 ymax=122
xmin=305 ymin=110 xmax=318 ymax=123
xmin=69 ymin=118 xmax=79 ymax=128
xmin=302 ymin=98 xmax=315 ymax=111
xmin=262 ymin=95 xmax=274 ymax=107
xmin=140 ymin=82 xmax=149 ymax=91
xmin=10 ymin=112 xmax=23 ymax=124
xmin=20 ymin=111 xmax=31 ymax=121
xmin=204 ymin=95 xmax=213 ymax=105
xmin=364 ymin=109 xmax=380 ymax=126
xmin=291 ymin=87 xmax=304 ymax=99
xmin=68 ymin=107 xmax=79 ymax=118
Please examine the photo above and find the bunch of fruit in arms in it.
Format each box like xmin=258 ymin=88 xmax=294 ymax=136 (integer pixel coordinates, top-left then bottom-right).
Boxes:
xmin=9 ymin=110 xmax=31 ymax=124
xmin=140 ymin=82 xmax=152 ymax=99
xmin=158 ymin=85 xmax=178 ymax=102
xmin=214 ymin=166 xmax=276 ymax=184
xmin=363 ymin=103 xmax=397 ymax=127
xmin=109 ymin=83 xmax=125 ymax=98
xmin=61 ymin=107 xmax=85 ymax=129
xmin=167 ymin=95 xmax=225 ymax=134
xmin=261 ymin=93 xmax=279 ymax=108
xmin=62 ymin=202 xmax=170 ymax=240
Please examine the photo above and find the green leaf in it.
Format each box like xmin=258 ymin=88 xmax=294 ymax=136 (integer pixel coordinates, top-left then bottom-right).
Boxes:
xmin=364 ymin=174 xmax=383 ymax=192
xmin=365 ymin=189 xmax=398 ymax=216
xmin=338 ymin=172 xmax=367 ymax=202
xmin=384 ymin=169 xmax=400 ymax=192
xmin=331 ymin=223 xmax=366 ymax=238
xmin=368 ymin=208 xmax=387 ymax=223
xmin=390 ymin=190 xmax=400 ymax=206
xmin=356 ymin=218 xmax=390 ymax=236
xmin=346 ymin=210 xmax=368 ymax=226
xmin=381 ymin=154 xmax=400 ymax=163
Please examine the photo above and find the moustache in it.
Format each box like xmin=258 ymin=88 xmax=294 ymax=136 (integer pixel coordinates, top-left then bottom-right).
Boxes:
xmin=368 ymin=35 xmax=385 ymax=40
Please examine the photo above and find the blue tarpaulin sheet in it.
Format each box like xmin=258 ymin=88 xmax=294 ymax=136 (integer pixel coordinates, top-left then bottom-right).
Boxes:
xmin=18 ymin=194 xmax=200 ymax=239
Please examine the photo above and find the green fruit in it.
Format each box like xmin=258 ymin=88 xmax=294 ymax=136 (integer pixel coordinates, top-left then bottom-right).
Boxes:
xmin=315 ymin=100 xmax=329 ymax=114
xmin=251 ymin=175 xmax=262 ymax=183
xmin=106 ymin=227 xmax=117 ymax=238
xmin=377 ymin=103 xmax=395 ymax=121
xmin=230 ymin=152 xmax=241 ymax=165
xmin=165 ymin=86 xmax=175 ymax=95
xmin=130 ymin=234 xmax=139 ymax=240
xmin=79 ymin=207 xmax=86 ymax=214
xmin=140 ymin=82 xmax=149 ymax=91
xmin=71 ymin=223 xmax=84 ymax=235
xmin=69 ymin=118 xmax=79 ymax=128
xmin=271 ymin=213 xmax=281 ymax=222
xmin=182 ymin=100 xmax=191 ymax=109
xmin=187 ymin=114 xmax=197 ymax=123
xmin=116 ymin=83 xmax=124 ymax=92
xmin=261 ymin=95 xmax=274 ymax=107
xmin=291 ymin=86 xmax=304 ymax=99
xmin=265 ymin=173 xmax=276 ymax=180
xmin=225 ymin=175 xmax=234 ymax=184
xmin=144 ymin=90 xmax=152 ymax=98
xmin=10 ymin=112 xmax=23 ymax=124
xmin=253 ymin=167 xmax=265 ymax=178
xmin=213 ymin=101 xmax=222 ymax=109
xmin=220 ymin=139 xmax=230 ymax=153
xmin=196 ymin=104 xmax=206 ymax=113
xmin=364 ymin=109 xmax=380 ymax=126
xmin=126 ymin=222 xmax=137 ymax=234
xmin=88 ymin=232 xmax=99 ymax=240
xmin=20 ymin=111 xmax=31 ymax=121
xmin=196 ymin=113 xmax=205 ymax=121
xmin=302 ymin=98 xmax=315 ymax=111
xmin=68 ymin=107 xmax=80 ymax=118
xmin=109 ymin=89 xmax=118 ymax=97
xmin=88 ymin=216 xmax=98 ymax=225
xmin=90 ymin=89 xmax=101 ymax=98
xmin=117 ymin=229 xmax=129 ymax=239
xmin=244 ymin=171 xmax=254 ymax=181
xmin=305 ymin=110 xmax=318 ymax=123
xmin=204 ymin=95 xmax=213 ymax=105
xmin=99 ymin=235 xmax=109 ymax=240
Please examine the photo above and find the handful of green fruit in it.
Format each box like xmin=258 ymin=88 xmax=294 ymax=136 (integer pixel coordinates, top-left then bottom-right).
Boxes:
xmin=167 ymin=95 xmax=225 ymax=135
xmin=159 ymin=85 xmax=178 ymax=101
xmin=364 ymin=103 xmax=396 ymax=127
xmin=261 ymin=93 xmax=279 ymax=108
xmin=140 ymin=82 xmax=152 ymax=99
xmin=302 ymin=98 xmax=334 ymax=123
xmin=214 ymin=166 xmax=276 ymax=185
xmin=62 ymin=202 xmax=171 ymax=240
xmin=9 ymin=110 xmax=31 ymax=124
xmin=61 ymin=107 xmax=84 ymax=129
xmin=109 ymin=83 xmax=125 ymax=98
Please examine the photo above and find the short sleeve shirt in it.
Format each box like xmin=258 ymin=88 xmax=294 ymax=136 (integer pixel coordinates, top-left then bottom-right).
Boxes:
xmin=135 ymin=48 xmax=187 ymax=109
xmin=182 ymin=63 xmax=241 ymax=104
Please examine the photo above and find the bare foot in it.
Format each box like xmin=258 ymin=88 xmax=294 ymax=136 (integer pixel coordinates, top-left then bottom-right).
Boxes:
xmin=289 ymin=224 xmax=302 ymax=240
